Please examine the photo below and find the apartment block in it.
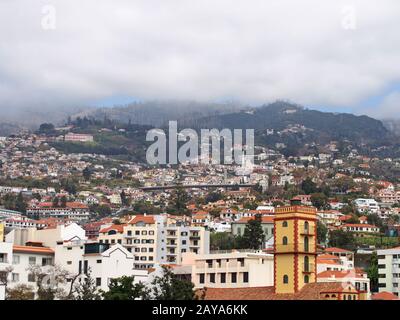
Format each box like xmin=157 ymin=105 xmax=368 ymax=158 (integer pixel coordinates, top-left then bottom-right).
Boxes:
xmin=377 ymin=247 xmax=400 ymax=297
xmin=98 ymin=214 xmax=210 ymax=269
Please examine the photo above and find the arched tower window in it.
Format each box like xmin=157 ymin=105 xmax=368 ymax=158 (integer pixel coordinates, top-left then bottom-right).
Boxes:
xmin=282 ymin=221 xmax=288 ymax=227
xmin=304 ymin=221 xmax=309 ymax=232
xmin=304 ymin=275 xmax=309 ymax=283
xmin=304 ymin=256 xmax=309 ymax=272
xmin=282 ymin=236 xmax=288 ymax=245
xmin=283 ymin=275 xmax=289 ymax=284
xmin=304 ymin=236 xmax=309 ymax=252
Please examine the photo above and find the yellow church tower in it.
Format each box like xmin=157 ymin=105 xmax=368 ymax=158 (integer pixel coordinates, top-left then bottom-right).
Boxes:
xmin=274 ymin=200 xmax=317 ymax=294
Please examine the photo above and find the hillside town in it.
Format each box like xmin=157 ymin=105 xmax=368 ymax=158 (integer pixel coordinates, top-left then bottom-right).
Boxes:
xmin=1 ymin=128 xmax=400 ymax=301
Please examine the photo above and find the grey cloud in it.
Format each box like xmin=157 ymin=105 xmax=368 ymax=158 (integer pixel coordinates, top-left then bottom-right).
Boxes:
xmin=0 ymin=0 xmax=400 ymax=121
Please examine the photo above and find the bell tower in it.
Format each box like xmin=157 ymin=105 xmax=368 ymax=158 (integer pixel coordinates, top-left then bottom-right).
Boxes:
xmin=274 ymin=202 xmax=317 ymax=294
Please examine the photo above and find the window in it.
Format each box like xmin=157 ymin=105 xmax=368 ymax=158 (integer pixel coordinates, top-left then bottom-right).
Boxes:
xmin=12 ymin=255 xmax=20 ymax=265
xmin=282 ymin=221 xmax=288 ymax=227
xmin=142 ymin=231 xmax=147 ymax=235
xmin=210 ymin=273 xmax=215 ymax=283
xmin=199 ymin=274 xmax=205 ymax=284
xmin=28 ymin=273 xmax=35 ymax=282
xmin=283 ymin=275 xmax=289 ymax=284
xmin=221 ymin=273 xmax=226 ymax=283
xmin=304 ymin=221 xmax=309 ymax=232
xmin=127 ymin=231 xmax=132 ymax=236
xmin=304 ymin=236 xmax=309 ymax=252
xmin=304 ymin=256 xmax=309 ymax=272
xmin=378 ymin=264 xmax=386 ymax=269
xmin=67 ymin=261 xmax=72 ymax=265
xmin=84 ymin=260 xmax=88 ymax=274
xmin=231 ymin=273 xmax=237 ymax=283
xmin=149 ymin=231 xmax=154 ymax=235
xmin=206 ymin=260 xmax=213 ymax=268
xmin=243 ymin=272 xmax=249 ymax=283
xmin=238 ymin=258 xmax=245 ymax=267
xmin=96 ymin=278 xmax=101 ymax=287
xmin=282 ymin=236 xmax=288 ymax=245
xmin=12 ymin=273 xmax=19 ymax=282
xmin=149 ymin=248 xmax=154 ymax=253
xmin=42 ymin=257 xmax=52 ymax=266
xmin=96 ymin=260 xmax=102 ymax=264
xmin=29 ymin=257 xmax=36 ymax=265
xmin=304 ymin=275 xmax=309 ymax=284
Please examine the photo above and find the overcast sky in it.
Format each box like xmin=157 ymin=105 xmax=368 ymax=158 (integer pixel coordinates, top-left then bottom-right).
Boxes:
xmin=0 ymin=0 xmax=400 ymax=119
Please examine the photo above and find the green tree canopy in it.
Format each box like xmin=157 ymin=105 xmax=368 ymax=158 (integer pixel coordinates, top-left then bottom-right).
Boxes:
xmin=301 ymin=177 xmax=317 ymax=195
xmin=148 ymin=266 xmax=195 ymax=300
xmin=102 ymin=276 xmax=146 ymax=300
xmin=241 ymin=214 xmax=265 ymax=250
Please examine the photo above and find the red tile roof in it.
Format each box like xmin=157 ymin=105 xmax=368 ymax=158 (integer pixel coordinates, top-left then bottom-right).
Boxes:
xmin=129 ymin=215 xmax=155 ymax=225
xmin=372 ymin=291 xmax=399 ymax=300
xmin=99 ymin=224 xmax=126 ymax=234
xmin=200 ymin=282 xmax=359 ymax=300
xmin=13 ymin=245 xmax=54 ymax=255
xmin=317 ymin=269 xmax=366 ymax=279
xmin=325 ymin=247 xmax=353 ymax=254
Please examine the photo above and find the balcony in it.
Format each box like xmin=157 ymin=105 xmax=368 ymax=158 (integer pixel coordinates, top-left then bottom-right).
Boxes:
xmin=166 ymin=242 xmax=177 ymax=247
xmin=166 ymin=232 xmax=177 ymax=237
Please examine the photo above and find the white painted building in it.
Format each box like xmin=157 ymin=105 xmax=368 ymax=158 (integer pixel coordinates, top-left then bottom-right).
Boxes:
xmin=377 ymin=247 xmax=400 ymax=297
xmin=354 ymin=198 xmax=380 ymax=214
xmin=183 ymin=251 xmax=274 ymax=289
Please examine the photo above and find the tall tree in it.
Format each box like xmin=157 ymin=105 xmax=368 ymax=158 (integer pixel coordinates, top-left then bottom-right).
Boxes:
xmin=241 ymin=214 xmax=265 ymax=250
xmin=120 ymin=190 xmax=130 ymax=207
xmin=82 ymin=167 xmax=92 ymax=181
xmin=317 ymin=220 xmax=328 ymax=244
xmin=367 ymin=251 xmax=379 ymax=293
xmin=15 ymin=192 xmax=27 ymax=213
